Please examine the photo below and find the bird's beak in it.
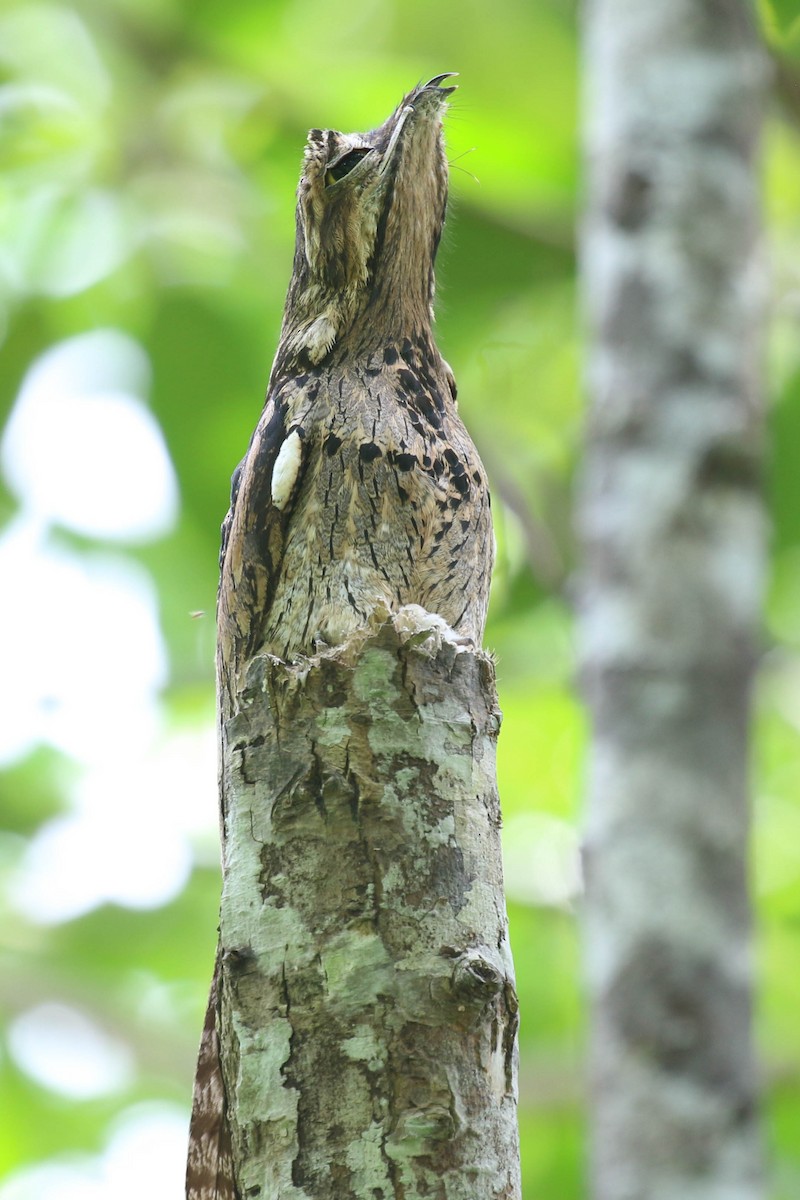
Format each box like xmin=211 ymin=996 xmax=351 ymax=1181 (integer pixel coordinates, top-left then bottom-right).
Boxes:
xmin=378 ymin=74 xmax=458 ymax=176
xmin=423 ymin=72 xmax=459 ymax=95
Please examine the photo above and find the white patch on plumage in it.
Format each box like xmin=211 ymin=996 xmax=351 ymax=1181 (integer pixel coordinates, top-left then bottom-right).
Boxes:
xmin=303 ymin=314 xmax=337 ymax=363
xmin=271 ymin=430 xmax=303 ymax=511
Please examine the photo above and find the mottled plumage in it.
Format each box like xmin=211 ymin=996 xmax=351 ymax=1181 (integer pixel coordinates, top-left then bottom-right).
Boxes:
xmin=187 ymin=76 xmax=493 ymax=1200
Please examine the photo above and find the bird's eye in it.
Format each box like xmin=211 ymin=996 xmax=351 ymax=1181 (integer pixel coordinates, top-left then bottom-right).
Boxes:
xmin=326 ymin=148 xmax=371 ymax=186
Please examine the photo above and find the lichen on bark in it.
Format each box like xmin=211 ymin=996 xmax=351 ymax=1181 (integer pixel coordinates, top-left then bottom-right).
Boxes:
xmin=217 ymin=615 xmax=521 ymax=1199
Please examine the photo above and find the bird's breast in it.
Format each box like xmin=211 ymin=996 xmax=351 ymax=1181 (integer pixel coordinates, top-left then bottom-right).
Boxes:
xmin=257 ymin=367 xmax=492 ymax=660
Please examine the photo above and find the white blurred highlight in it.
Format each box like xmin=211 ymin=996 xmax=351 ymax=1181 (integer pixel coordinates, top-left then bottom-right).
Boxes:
xmin=10 ymin=725 xmax=217 ymax=922
xmin=0 ymin=327 xmax=205 ymax=918
xmin=0 ymin=520 xmax=166 ymax=765
xmin=0 ymin=1104 xmax=188 ymax=1200
xmin=8 ymin=1003 xmax=133 ymax=1099
xmin=1 ymin=329 xmax=178 ymax=541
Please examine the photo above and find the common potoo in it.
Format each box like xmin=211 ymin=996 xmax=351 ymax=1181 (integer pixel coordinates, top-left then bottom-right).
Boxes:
xmin=186 ymin=76 xmax=494 ymax=1200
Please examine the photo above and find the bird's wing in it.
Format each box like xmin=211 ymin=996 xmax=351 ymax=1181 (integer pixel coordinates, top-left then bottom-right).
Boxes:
xmin=185 ymin=945 xmax=236 ymax=1200
xmin=217 ymin=381 xmax=311 ymax=695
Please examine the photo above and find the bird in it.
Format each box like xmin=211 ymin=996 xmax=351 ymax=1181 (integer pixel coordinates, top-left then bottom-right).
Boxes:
xmin=186 ymin=74 xmax=494 ymax=1200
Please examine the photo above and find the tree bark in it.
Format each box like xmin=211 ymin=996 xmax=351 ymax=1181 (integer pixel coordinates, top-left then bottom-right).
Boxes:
xmin=578 ymin=2 xmax=767 ymax=1197
xmin=217 ymin=614 xmax=520 ymax=1198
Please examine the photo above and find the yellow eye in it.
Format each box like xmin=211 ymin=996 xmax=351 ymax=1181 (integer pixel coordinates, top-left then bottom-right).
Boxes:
xmin=325 ymin=148 xmax=371 ymax=186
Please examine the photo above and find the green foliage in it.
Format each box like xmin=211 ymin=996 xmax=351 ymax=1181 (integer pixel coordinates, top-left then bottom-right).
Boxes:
xmin=1 ymin=1 xmax=799 ymax=1197
xmin=762 ymin=0 xmax=800 ymax=43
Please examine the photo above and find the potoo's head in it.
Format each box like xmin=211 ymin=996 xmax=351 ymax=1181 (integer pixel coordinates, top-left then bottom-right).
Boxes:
xmin=281 ymin=75 xmax=457 ymax=364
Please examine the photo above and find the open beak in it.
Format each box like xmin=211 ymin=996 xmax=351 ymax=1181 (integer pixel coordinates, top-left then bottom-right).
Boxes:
xmin=378 ymin=73 xmax=458 ymax=175
xmin=423 ymin=72 xmax=459 ymax=95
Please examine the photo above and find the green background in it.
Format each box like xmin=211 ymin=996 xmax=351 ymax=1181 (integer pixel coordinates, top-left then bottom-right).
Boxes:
xmin=0 ymin=1 xmax=798 ymax=1196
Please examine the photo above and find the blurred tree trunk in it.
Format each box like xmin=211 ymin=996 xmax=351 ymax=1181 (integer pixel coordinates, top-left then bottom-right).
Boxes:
xmin=217 ymin=621 xmax=521 ymax=1198
xmin=578 ymin=2 xmax=768 ymax=1197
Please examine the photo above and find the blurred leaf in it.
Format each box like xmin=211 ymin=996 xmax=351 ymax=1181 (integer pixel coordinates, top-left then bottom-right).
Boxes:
xmin=762 ymin=0 xmax=800 ymax=41
xmin=0 ymin=748 xmax=70 ymax=835
xmin=768 ymin=369 xmax=800 ymax=552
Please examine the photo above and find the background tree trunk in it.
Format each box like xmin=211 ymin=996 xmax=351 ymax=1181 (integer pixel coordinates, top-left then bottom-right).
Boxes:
xmin=578 ymin=2 xmax=768 ymax=1197
xmin=218 ymin=617 xmax=521 ymax=1198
